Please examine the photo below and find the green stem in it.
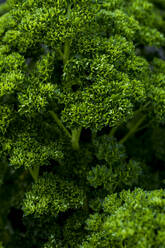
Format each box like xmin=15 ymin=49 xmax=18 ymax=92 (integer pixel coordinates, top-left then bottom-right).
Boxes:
xmin=109 ymin=102 xmax=150 ymax=140
xmin=49 ymin=111 xmax=72 ymax=138
xmin=109 ymin=127 xmax=117 ymax=137
xmin=119 ymin=115 xmax=146 ymax=144
xmin=29 ymin=167 xmax=39 ymax=182
xmin=49 ymin=110 xmax=82 ymax=150
xmin=71 ymin=127 xmax=82 ymax=150
xmin=136 ymin=118 xmax=154 ymax=132
xmin=63 ymin=41 xmax=70 ymax=65
xmin=57 ymin=48 xmax=64 ymax=60
xmin=52 ymin=4 xmax=79 ymax=150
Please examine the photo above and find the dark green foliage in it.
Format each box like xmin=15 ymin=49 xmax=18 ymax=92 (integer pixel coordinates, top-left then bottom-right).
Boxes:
xmin=23 ymin=172 xmax=86 ymax=217
xmin=81 ymin=188 xmax=165 ymax=248
xmin=87 ymin=135 xmax=145 ymax=192
xmin=0 ymin=2 xmax=9 ymax=17
xmin=0 ymin=0 xmax=165 ymax=247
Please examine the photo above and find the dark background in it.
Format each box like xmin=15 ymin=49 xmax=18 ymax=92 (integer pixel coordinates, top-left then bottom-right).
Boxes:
xmin=0 ymin=0 xmax=6 ymax=3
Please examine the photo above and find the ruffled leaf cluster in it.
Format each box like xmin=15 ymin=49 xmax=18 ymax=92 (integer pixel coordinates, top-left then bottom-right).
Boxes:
xmin=23 ymin=173 xmax=86 ymax=217
xmin=0 ymin=0 xmax=165 ymax=247
xmin=81 ymin=188 xmax=165 ymax=248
